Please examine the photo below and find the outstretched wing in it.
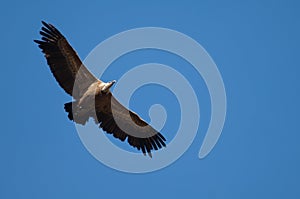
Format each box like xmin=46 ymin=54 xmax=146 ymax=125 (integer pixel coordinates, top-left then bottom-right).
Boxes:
xmin=95 ymin=93 xmax=166 ymax=157
xmin=34 ymin=21 xmax=98 ymax=99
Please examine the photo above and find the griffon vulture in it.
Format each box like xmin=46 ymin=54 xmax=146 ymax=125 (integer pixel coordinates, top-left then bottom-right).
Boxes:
xmin=34 ymin=21 xmax=166 ymax=157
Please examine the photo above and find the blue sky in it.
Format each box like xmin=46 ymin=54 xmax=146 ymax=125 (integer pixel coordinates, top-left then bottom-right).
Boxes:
xmin=1 ymin=0 xmax=300 ymax=198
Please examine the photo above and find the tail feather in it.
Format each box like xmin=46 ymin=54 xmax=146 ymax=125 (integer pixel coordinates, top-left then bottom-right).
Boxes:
xmin=64 ymin=102 xmax=73 ymax=121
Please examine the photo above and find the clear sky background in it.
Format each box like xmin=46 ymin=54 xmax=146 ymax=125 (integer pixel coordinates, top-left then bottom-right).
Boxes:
xmin=1 ymin=0 xmax=300 ymax=198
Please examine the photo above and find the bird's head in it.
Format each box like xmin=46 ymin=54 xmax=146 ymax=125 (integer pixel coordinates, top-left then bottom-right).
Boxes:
xmin=109 ymin=80 xmax=116 ymax=85
xmin=101 ymin=80 xmax=116 ymax=94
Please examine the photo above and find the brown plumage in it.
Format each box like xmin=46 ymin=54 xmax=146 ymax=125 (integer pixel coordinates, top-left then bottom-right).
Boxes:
xmin=34 ymin=21 xmax=166 ymax=157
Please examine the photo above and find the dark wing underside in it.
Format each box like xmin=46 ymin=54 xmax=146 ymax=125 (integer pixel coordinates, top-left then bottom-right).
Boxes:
xmin=35 ymin=21 xmax=167 ymax=157
xmin=94 ymin=93 xmax=166 ymax=157
xmin=34 ymin=21 xmax=98 ymax=99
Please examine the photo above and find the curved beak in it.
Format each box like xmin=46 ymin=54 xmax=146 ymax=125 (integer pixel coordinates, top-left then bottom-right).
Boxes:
xmin=109 ymin=80 xmax=116 ymax=88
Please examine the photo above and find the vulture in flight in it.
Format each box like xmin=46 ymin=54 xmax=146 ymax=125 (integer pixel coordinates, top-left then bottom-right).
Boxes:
xmin=34 ymin=21 xmax=166 ymax=157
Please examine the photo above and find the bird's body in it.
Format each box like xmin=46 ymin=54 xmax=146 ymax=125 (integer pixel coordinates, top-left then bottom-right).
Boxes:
xmin=68 ymin=81 xmax=115 ymax=125
xmin=34 ymin=21 xmax=166 ymax=157
xmin=77 ymin=81 xmax=109 ymax=110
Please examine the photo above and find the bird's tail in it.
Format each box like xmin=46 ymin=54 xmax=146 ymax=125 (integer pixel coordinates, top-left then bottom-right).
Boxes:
xmin=64 ymin=102 xmax=74 ymax=121
xmin=64 ymin=102 xmax=90 ymax=125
